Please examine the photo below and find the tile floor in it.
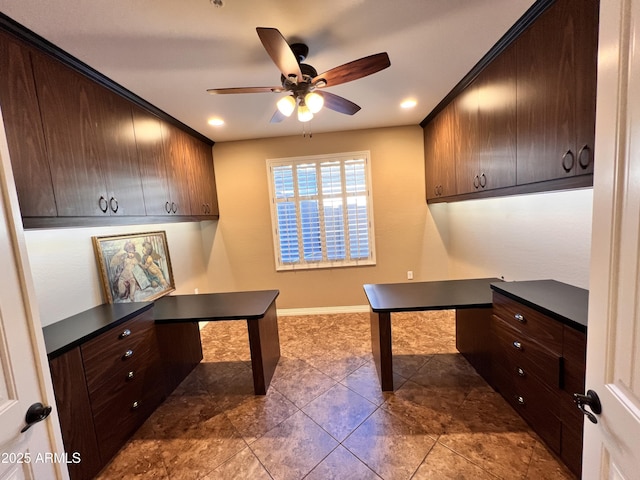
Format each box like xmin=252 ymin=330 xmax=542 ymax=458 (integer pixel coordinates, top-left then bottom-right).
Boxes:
xmin=96 ymin=311 xmax=577 ymax=480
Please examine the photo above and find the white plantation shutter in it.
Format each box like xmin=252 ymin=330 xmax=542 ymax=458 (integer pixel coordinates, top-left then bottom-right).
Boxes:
xmin=267 ymin=151 xmax=376 ymax=270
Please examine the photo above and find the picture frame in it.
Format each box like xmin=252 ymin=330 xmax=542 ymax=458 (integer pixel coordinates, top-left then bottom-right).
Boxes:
xmin=92 ymin=231 xmax=175 ymax=303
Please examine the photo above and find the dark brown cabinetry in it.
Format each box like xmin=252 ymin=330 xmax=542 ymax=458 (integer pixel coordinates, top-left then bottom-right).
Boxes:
xmin=424 ymin=105 xmax=456 ymax=200
xmin=423 ymin=0 xmax=598 ymax=203
xmin=31 ymin=50 xmax=146 ymax=217
xmin=0 ymin=29 xmax=219 ymax=227
xmin=0 ymin=31 xmax=57 ymax=217
xmin=491 ymin=292 xmax=586 ymax=477
xmin=515 ymin=0 xmax=598 ymax=184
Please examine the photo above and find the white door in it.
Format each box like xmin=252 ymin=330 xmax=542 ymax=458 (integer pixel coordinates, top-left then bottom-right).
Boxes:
xmin=583 ymin=0 xmax=640 ymax=477
xmin=0 ymin=110 xmax=65 ymax=478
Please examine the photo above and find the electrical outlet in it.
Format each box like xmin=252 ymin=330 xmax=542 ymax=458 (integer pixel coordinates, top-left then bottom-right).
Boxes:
xmin=407 ymin=271 xmax=413 ymax=280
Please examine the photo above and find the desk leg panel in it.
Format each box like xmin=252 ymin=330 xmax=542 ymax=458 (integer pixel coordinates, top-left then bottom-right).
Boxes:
xmin=246 ymin=300 xmax=281 ymax=395
xmin=370 ymin=310 xmax=393 ymax=391
xmin=156 ymin=322 xmax=203 ymax=396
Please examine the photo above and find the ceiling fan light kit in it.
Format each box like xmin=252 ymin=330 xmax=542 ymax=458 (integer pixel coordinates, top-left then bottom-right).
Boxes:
xmin=207 ymin=27 xmax=390 ymax=124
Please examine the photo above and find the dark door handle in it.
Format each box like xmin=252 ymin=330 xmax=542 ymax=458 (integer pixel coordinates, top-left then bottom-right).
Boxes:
xmin=21 ymin=402 xmax=52 ymax=433
xmin=574 ymin=389 xmax=602 ymax=424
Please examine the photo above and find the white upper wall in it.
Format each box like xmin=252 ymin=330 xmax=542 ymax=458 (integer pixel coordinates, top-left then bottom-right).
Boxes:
xmin=432 ymin=188 xmax=593 ymax=289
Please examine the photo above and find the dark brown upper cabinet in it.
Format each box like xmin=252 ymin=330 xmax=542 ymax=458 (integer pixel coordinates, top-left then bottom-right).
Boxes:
xmin=515 ymin=0 xmax=598 ymax=184
xmin=476 ymin=43 xmax=517 ymax=191
xmin=453 ymin=83 xmax=479 ymax=195
xmin=160 ymin=123 xmax=192 ymax=216
xmin=425 ymin=105 xmax=456 ymax=201
xmin=0 ymin=31 xmax=56 ymax=217
xmin=184 ymin=135 xmax=219 ymax=217
xmin=31 ymin=50 xmax=145 ymax=217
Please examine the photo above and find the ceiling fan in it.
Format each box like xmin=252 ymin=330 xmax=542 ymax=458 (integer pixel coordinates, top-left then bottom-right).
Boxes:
xmin=207 ymin=27 xmax=391 ymax=123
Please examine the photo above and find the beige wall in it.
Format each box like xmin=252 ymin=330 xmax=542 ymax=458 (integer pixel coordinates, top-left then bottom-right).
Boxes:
xmin=434 ymin=188 xmax=592 ymax=289
xmin=205 ymin=125 xmax=450 ymax=309
xmin=25 ymin=222 xmax=211 ymax=326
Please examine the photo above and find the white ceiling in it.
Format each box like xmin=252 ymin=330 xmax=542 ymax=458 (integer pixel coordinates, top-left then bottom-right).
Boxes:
xmin=0 ymin=0 xmax=535 ymax=143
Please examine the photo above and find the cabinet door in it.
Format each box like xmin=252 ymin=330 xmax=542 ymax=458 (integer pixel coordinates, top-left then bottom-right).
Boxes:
xmin=0 ymin=32 xmax=56 ymax=217
xmin=186 ymin=136 xmax=218 ymax=217
xmin=425 ymin=106 xmax=456 ymax=199
xmin=132 ymin=106 xmax=173 ymax=216
xmin=92 ymin=84 xmax=146 ymax=216
xmin=31 ymin=51 xmax=108 ymax=216
xmin=453 ymin=83 xmax=479 ymax=194
xmin=572 ymin=0 xmax=599 ymax=176
xmin=161 ymin=123 xmax=191 ymax=215
xmin=477 ymin=43 xmax=517 ymax=190
xmin=516 ymin=0 xmax=576 ymax=185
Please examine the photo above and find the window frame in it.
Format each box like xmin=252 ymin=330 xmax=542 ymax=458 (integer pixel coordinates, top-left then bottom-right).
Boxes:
xmin=266 ymin=151 xmax=376 ymax=271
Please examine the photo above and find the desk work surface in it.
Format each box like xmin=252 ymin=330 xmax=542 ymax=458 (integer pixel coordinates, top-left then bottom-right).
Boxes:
xmin=363 ymin=278 xmax=501 ymax=312
xmin=153 ymin=290 xmax=280 ymax=322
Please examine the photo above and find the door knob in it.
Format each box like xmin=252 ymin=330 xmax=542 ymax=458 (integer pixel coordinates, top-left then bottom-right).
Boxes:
xmin=21 ymin=402 xmax=52 ymax=433
xmin=574 ymin=389 xmax=602 ymax=424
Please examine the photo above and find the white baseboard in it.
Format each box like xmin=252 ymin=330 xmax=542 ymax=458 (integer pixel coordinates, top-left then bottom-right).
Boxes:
xmin=276 ymin=305 xmax=370 ymax=316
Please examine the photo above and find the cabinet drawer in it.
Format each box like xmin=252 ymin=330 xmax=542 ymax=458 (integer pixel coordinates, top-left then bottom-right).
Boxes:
xmin=493 ymin=292 xmax=563 ymax=354
xmin=493 ymin=316 xmax=561 ymax=388
xmin=493 ymin=363 xmax=562 ymax=453
xmin=82 ymin=310 xmax=155 ymax=391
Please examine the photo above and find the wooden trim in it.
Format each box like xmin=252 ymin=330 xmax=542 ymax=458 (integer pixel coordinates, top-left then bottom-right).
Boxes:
xmin=426 ymin=175 xmax=593 ymax=204
xmin=420 ymin=0 xmax=556 ymax=127
xmin=0 ymin=12 xmax=214 ymax=146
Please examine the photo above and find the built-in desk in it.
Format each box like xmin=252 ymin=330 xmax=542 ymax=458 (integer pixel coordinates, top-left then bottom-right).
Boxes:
xmin=363 ymin=278 xmax=500 ymax=391
xmin=153 ymin=290 xmax=281 ymax=395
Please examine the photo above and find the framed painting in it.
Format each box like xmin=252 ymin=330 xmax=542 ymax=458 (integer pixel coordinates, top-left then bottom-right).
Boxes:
xmin=92 ymin=231 xmax=175 ymax=303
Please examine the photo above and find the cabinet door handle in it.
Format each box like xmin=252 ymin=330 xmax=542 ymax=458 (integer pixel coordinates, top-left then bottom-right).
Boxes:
xmin=171 ymin=202 xmax=177 ymax=214
xmin=123 ymin=349 xmax=134 ymax=359
xmin=517 ymin=367 xmax=526 ymax=377
xmin=479 ymin=173 xmax=486 ymax=188
xmin=165 ymin=201 xmax=171 ymax=213
xmin=206 ymin=203 xmax=210 ymax=214
xmin=127 ymin=371 xmax=135 ymax=380
xmin=98 ymin=196 xmax=109 ymax=213
xmin=578 ymin=144 xmax=592 ymax=169
xmin=131 ymin=401 xmax=140 ymax=410
xmin=562 ymin=149 xmax=575 ymax=172
xmin=119 ymin=329 xmax=131 ymax=339
xmin=109 ymin=196 xmax=119 ymax=213
xmin=512 ymin=341 xmax=523 ymax=350
xmin=516 ymin=395 xmax=525 ymax=405
xmin=473 ymin=175 xmax=480 ymax=189
xmin=514 ymin=313 xmax=525 ymax=323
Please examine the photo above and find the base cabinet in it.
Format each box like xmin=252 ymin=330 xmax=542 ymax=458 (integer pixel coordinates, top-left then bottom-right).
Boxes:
xmin=47 ymin=309 xmax=202 ymax=480
xmin=491 ymin=292 xmax=586 ymax=477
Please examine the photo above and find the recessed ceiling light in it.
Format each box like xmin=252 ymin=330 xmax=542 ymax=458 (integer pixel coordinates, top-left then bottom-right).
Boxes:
xmin=401 ymin=99 xmax=417 ymax=109
xmin=208 ymin=118 xmax=225 ymax=126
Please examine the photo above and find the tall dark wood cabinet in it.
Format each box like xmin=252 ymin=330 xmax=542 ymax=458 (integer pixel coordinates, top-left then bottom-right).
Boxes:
xmin=453 ymin=84 xmax=479 ymax=194
xmin=185 ymin=134 xmax=219 ymax=217
xmin=425 ymin=106 xmax=456 ymax=200
xmin=161 ymin=123 xmax=192 ymax=216
xmin=476 ymin=43 xmax=517 ymax=191
xmin=31 ymin=50 xmax=146 ymax=217
xmin=515 ymin=0 xmax=599 ymax=184
xmin=0 ymin=31 xmax=57 ymax=217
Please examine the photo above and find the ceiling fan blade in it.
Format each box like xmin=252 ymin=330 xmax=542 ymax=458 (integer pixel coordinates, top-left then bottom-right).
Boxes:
xmin=318 ymin=91 xmax=361 ymax=115
xmin=270 ymin=110 xmax=287 ymax=123
xmin=313 ymin=52 xmax=390 ymax=87
xmin=207 ymin=86 xmax=284 ymax=95
xmin=256 ymin=27 xmax=303 ymax=81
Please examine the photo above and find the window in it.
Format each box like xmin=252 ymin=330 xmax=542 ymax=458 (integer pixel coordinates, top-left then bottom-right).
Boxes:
xmin=267 ymin=151 xmax=376 ymax=270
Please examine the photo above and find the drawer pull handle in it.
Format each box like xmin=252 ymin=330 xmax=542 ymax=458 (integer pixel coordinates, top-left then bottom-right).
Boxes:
xmin=120 ymin=329 xmax=131 ymax=339
xmin=513 ymin=341 xmax=523 ymax=350
xmin=123 ymin=349 xmax=134 ymax=359
xmin=514 ymin=313 xmax=525 ymax=323
xmin=517 ymin=367 xmax=525 ymax=377
xmin=516 ymin=395 xmax=525 ymax=405
xmin=127 ymin=371 xmax=135 ymax=380
xmin=132 ymin=401 xmax=139 ymax=410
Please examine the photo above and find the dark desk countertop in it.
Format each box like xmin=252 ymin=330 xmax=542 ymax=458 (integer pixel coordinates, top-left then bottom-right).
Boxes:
xmin=153 ymin=290 xmax=280 ymax=322
xmin=363 ymin=278 xmax=501 ymax=312
xmin=490 ymin=280 xmax=588 ymax=332
xmin=42 ymin=302 xmax=153 ymax=359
